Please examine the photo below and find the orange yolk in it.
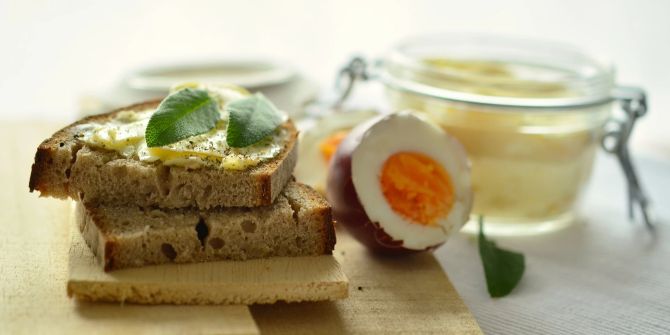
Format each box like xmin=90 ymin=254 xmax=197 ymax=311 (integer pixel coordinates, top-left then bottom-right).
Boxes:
xmin=380 ymin=152 xmax=454 ymax=226
xmin=319 ymin=130 xmax=349 ymax=163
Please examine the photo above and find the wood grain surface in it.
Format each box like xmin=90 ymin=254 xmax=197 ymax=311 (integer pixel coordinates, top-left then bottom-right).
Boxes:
xmin=252 ymin=228 xmax=482 ymax=334
xmin=2 ymin=122 xmax=480 ymax=334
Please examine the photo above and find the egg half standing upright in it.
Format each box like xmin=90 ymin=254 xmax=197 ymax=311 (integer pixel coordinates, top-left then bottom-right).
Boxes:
xmin=327 ymin=112 xmax=473 ymax=254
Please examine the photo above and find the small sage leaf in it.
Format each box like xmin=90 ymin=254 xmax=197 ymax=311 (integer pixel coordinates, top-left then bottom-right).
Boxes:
xmin=226 ymin=93 xmax=283 ymax=148
xmin=479 ymin=216 xmax=525 ymax=298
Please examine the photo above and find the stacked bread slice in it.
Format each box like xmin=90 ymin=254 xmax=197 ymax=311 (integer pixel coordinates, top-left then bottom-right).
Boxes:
xmin=29 ymin=100 xmax=336 ymax=271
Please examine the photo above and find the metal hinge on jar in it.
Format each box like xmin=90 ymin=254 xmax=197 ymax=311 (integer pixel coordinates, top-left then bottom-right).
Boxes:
xmin=602 ymin=86 xmax=654 ymax=229
xmin=334 ymin=56 xmax=375 ymax=107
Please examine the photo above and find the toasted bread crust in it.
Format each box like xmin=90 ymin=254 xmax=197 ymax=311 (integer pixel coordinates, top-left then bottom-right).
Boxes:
xmin=322 ymin=207 xmax=337 ymax=255
xmin=29 ymin=100 xmax=298 ymax=208
xmin=103 ymin=240 xmax=118 ymax=272
xmin=28 ymin=146 xmax=53 ymax=193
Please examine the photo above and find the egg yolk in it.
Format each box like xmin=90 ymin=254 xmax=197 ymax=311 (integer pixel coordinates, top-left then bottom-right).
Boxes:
xmin=319 ymin=130 xmax=349 ymax=163
xmin=380 ymin=152 xmax=454 ymax=226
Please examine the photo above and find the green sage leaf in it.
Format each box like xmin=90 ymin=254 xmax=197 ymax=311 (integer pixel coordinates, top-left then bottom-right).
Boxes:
xmin=226 ymin=93 xmax=283 ymax=148
xmin=145 ymin=88 xmax=219 ymax=147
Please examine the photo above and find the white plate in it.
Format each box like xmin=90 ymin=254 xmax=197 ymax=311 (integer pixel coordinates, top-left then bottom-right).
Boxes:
xmin=124 ymin=60 xmax=295 ymax=92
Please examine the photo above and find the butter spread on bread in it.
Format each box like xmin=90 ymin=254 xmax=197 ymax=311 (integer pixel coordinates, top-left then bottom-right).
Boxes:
xmin=75 ymin=84 xmax=290 ymax=170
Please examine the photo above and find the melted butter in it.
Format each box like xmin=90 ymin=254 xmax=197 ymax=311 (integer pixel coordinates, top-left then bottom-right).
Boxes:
xmin=77 ymin=84 xmax=288 ymax=170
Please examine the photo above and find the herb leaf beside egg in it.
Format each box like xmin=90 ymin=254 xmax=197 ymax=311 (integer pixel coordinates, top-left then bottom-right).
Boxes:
xmin=225 ymin=93 xmax=284 ymax=148
xmin=145 ymin=88 xmax=219 ymax=147
xmin=478 ymin=216 xmax=525 ymax=297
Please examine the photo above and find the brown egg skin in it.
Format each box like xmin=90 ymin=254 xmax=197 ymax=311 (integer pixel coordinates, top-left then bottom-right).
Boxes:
xmin=326 ymin=118 xmax=439 ymax=255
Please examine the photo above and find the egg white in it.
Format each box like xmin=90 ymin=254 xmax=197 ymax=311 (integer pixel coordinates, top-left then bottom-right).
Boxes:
xmin=351 ymin=112 xmax=472 ymax=250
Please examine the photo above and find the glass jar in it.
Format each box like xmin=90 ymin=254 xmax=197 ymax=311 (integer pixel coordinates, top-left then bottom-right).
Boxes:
xmin=335 ymin=34 xmax=650 ymax=236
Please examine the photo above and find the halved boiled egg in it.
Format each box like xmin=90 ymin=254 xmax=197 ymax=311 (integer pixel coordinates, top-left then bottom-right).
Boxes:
xmin=327 ymin=112 xmax=472 ymax=253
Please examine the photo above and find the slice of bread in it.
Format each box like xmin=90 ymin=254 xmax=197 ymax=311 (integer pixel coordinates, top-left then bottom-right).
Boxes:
xmin=29 ymin=100 xmax=298 ymax=208
xmin=77 ymin=181 xmax=336 ymax=271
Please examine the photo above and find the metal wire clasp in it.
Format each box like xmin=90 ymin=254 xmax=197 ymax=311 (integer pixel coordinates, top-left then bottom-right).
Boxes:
xmin=602 ymin=86 xmax=653 ymax=229
xmin=334 ymin=56 xmax=372 ymax=108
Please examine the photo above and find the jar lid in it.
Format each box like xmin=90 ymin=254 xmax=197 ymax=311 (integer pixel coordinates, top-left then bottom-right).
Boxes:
xmin=380 ymin=34 xmax=615 ymax=109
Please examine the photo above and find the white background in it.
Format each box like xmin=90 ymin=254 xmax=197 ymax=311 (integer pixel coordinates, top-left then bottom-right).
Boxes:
xmin=1 ymin=0 xmax=670 ymax=158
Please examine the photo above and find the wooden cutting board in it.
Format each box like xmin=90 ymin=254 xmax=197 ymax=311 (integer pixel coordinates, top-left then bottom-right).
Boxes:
xmin=1 ymin=122 xmax=481 ymax=334
xmin=252 ymin=229 xmax=482 ymax=334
